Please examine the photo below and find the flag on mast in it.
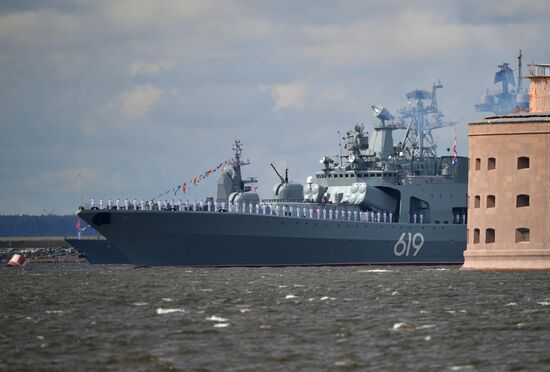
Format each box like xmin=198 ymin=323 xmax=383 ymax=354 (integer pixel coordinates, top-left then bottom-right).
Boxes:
xmin=451 ymin=133 xmax=458 ymax=166
xmin=75 ymin=219 xmax=81 ymax=240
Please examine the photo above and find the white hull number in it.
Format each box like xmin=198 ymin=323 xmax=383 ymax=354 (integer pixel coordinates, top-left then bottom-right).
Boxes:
xmin=394 ymin=232 xmax=424 ymax=256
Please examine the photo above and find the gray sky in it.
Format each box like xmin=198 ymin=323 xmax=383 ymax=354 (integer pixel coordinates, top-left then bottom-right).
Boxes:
xmin=1 ymin=0 xmax=549 ymax=215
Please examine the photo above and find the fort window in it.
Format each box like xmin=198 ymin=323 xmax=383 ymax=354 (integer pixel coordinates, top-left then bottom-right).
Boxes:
xmin=473 ymin=228 xmax=480 ymax=244
xmin=487 ymin=195 xmax=495 ymax=208
xmin=516 ymin=194 xmax=530 ymax=208
xmin=474 ymin=195 xmax=480 ymax=208
xmin=485 ymin=228 xmax=495 ymax=244
xmin=517 ymin=157 xmax=530 ymax=169
xmin=488 ymin=157 xmax=496 ymax=170
xmin=515 ymin=228 xmax=530 ymax=243
xmin=475 ymin=158 xmax=481 ymax=171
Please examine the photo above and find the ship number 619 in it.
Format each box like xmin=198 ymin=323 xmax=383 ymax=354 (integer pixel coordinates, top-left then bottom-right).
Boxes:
xmin=394 ymin=232 xmax=424 ymax=256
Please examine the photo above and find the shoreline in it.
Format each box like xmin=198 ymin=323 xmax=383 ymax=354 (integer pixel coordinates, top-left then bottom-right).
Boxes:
xmin=0 ymin=237 xmax=95 ymax=263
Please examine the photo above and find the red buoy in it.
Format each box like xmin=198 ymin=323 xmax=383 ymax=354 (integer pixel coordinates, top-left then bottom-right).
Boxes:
xmin=6 ymin=253 xmax=25 ymax=267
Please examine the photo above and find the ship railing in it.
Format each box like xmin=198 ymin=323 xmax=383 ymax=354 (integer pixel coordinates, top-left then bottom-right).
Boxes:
xmin=81 ymin=199 xmax=465 ymax=224
xmin=82 ymin=199 xmax=386 ymax=222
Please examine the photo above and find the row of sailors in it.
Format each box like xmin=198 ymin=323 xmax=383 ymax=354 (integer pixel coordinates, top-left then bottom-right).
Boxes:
xmin=90 ymin=197 xmax=196 ymax=211
xmin=226 ymin=203 xmax=391 ymax=223
xmin=89 ymin=198 xmax=465 ymax=224
xmin=89 ymin=197 xmax=395 ymax=223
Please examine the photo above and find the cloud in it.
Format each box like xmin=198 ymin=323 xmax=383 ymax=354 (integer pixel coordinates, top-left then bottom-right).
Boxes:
xmin=2 ymin=1 xmax=550 ymax=215
xmin=265 ymin=81 xmax=310 ymax=110
xmin=103 ymin=0 xmax=215 ymax=30
xmin=0 ymin=9 xmax=81 ymax=47
xmin=130 ymin=60 xmax=176 ymax=76
xmin=112 ymin=84 xmax=164 ymax=120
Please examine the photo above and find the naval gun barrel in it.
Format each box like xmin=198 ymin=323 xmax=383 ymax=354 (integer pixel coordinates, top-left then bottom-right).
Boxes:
xmin=270 ymin=163 xmax=288 ymax=183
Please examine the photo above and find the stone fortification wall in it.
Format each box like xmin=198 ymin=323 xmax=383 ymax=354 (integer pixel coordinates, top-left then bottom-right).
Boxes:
xmin=463 ymin=116 xmax=550 ymax=269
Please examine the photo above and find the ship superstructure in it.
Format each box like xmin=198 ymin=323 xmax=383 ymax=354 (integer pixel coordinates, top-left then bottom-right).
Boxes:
xmin=306 ymin=82 xmax=466 ymax=224
xmin=475 ymin=50 xmax=530 ymax=115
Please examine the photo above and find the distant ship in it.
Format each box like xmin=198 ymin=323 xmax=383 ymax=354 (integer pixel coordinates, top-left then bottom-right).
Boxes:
xmin=475 ymin=50 xmax=530 ymax=115
xmin=65 ymin=238 xmax=130 ymax=264
xmin=77 ymin=83 xmax=467 ymax=267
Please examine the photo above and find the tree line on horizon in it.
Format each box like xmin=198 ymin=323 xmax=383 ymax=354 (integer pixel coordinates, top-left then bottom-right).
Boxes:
xmin=0 ymin=215 xmax=98 ymax=237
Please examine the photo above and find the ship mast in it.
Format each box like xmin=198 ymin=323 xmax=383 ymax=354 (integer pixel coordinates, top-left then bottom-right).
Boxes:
xmin=517 ymin=49 xmax=524 ymax=94
xmin=396 ymin=81 xmax=454 ymax=161
xmin=231 ymin=139 xmax=257 ymax=192
xmin=232 ymin=139 xmax=246 ymax=191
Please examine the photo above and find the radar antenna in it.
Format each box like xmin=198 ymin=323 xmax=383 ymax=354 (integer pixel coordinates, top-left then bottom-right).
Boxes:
xmin=395 ymin=81 xmax=455 ymax=160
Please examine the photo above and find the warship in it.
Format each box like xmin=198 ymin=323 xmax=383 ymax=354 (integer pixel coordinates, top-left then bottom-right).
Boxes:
xmin=475 ymin=50 xmax=530 ymax=115
xmin=77 ymin=82 xmax=468 ymax=267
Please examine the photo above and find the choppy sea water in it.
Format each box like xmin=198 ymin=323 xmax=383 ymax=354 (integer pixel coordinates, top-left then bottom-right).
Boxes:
xmin=1 ymin=264 xmax=549 ymax=371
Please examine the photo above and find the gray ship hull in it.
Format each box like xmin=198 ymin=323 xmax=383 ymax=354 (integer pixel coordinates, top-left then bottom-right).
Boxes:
xmin=77 ymin=210 xmax=465 ymax=267
xmin=65 ymin=238 xmax=130 ymax=264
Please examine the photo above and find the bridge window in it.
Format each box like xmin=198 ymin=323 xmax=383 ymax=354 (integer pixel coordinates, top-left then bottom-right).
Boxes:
xmin=487 ymin=195 xmax=495 ymax=208
xmin=473 ymin=228 xmax=480 ymax=244
xmin=475 ymin=158 xmax=481 ymax=171
xmin=517 ymin=157 xmax=530 ymax=169
xmin=488 ymin=157 xmax=496 ymax=170
xmin=515 ymin=228 xmax=530 ymax=243
xmin=474 ymin=195 xmax=480 ymax=208
xmin=516 ymin=194 xmax=530 ymax=207
xmin=485 ymin=228 xmax=495 ymax=244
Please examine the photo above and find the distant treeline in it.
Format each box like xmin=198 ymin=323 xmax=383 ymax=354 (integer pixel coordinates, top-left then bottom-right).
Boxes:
xmin=0 ymin=215 xmax=98 ymax=237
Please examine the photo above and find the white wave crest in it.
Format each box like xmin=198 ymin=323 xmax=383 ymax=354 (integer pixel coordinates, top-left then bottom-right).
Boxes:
xmin=156 ymin=308 xmax=185 ymax=315
xmin=449 ymin=365 xmax=474 ymax=371
xmin=214 ymin=323 xmax=229 ymax=328
xmin=392 ymin=322 xmax=409 ymax=330
xmin=425 ymin=268 xmax=449 ymax=271
xmin=358 ymin=269 xmax=393 ymax=273
xmin=416 ymin=324 xmax=436 ymax=330
xmin=206 ymin=316 xmax=228 ymax=322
